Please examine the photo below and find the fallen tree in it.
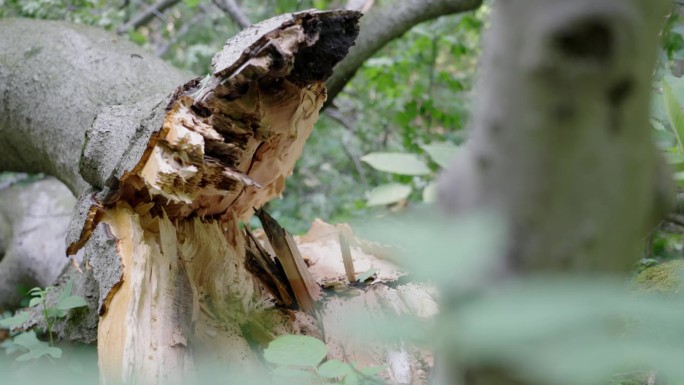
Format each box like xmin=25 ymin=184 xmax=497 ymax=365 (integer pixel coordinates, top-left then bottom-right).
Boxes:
xmin=1 ymin=10 xmax=436 ymax=384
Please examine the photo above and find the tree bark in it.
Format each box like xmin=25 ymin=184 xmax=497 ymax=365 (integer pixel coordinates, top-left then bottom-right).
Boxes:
xmin=324 ymin=0 xmax=483 ymax=108
xmin=0 ymin=19 xmax=190 ymax=194
xmin=437 ymin=0 xmax=671 ymax=383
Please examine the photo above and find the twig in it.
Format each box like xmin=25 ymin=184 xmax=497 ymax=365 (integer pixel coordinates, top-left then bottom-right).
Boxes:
xmin=211 ymin=0 xmax=251 ymax=28
xmin=117 ymin=0 xmax=181 ymax=35
xmin=156 ymin=6 xmax=208 ymax=57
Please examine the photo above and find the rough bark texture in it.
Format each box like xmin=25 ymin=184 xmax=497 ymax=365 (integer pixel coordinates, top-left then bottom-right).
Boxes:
xmin=324 ymin=0 xmax=483 ymax=108
xmin=0 ymin=19 xmax=191 ymax=194
xmin=436 ymin=0 xmax=671 ymax=383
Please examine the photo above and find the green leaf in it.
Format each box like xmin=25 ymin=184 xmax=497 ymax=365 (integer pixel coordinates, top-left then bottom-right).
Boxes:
xmin=57 ymin=296 xmax=88 ymax=311
xmin=360 ymin=210 xmax=505 ymax=288
xmin=356 ymin=269 xmax=378 ymax=283
xmin=58 ymin=280 xmax=74 ymax=303
xmin=342 ymin=372 xmax=359 ymax=385
xmin=183 ymin=0 xmax=201 ymax=7
xmin=264 ymin=335 xmax=327 ymax=367
xmin=0 ymin=338 xmax=21 ymax=355
xmin=421 ymin=143 xmax=459 ymax=168
xmin=12 ymin=331 xmax=45 ymax=351
xmin=360 ymin=365 xmax=385 ymax=376
xmin=128 ymin=30 xmax=147 ymax=45
xmin=27 ymin=287 xmax=43 ymax=296
xmin=0 ymin=311 xmax=29 ymax=328
xmin=272 ymin=366 xmax=315 ymax=379
xmin=361 ymin=153 xmax=430 ymax=176
xmin=422 ymin=181 xmax=437 ymax=203
xmin=11 ymin=331 xmax=63 ymax=361
xmin=46 ymin=307 xmax=67 ymax=319
xmin=662 ymin=78 xmax=684 ymax=153
xmin=318 ymin=359 xmax=353 ymax=378
xmin=16 ymin=346 xmax=62 ymax=362
xmin=366 ymin=183 xmax=412 ymax=206
xmin=28 ymin=297 xmax=42 ymax=308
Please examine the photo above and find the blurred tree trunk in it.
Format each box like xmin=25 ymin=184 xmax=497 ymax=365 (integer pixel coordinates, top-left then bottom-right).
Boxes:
xmin=0 ymin=11 xmax=364 ymax=384
xmin=437 ymin=0 xmax=671 ymax=383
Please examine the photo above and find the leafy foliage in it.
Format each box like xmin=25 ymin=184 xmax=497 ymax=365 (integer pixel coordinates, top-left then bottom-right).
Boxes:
xmin=0 ymin=0 xmax=122 ymax=27
xmin=0 ymin=280 xmax=87 ymax=362
xmin=264 ymin=334 xmax=384 ymax=385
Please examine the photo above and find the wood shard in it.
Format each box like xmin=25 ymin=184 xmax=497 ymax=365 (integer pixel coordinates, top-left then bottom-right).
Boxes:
xmin=255 ymin=208 xmax=321 ymax=314
xmin=339 ymin=232 xmax=356 ymax=283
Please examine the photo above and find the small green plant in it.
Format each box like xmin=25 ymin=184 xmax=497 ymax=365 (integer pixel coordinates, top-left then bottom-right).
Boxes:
xmin=263 ymin=335 xmax=384 ymax=385
xmin=0 ymin=279 xmax=87 ymax=361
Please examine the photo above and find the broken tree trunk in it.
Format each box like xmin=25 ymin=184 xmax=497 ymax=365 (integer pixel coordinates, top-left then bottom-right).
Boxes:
xmin=437 ymin=0 xmax=671 ymax=384
xmin=0 ymin=10 xmax=372 ymax=384
xmin=74 ymin=11 xmax=360 ymax=384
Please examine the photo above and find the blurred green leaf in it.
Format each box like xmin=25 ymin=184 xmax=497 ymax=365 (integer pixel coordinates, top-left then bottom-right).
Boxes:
xmin=57 ymin=296 xmax=88 ymax=311
xmin=264 ymin=335 xmax=327 ymax=367
xmin=317 ymin=359 xmax=353 ymax=378
xmin=28 ymin=297 xmax=42 ymax=308
xmin=128 ymin=30 xmax=146 ymax=45
xmin=361 ymin=153 xmax=430 ymax=176
xmin=422 ymin=181 xmax=437 ymax=203
xmin=663 ymin=77 xmax=684 ymax=152
xmin=422 ymin=143 xmax=459 ymax=168
xmin=0 ymin=311 xmax=29 ymax=328
xmin=183 ymin=0 xmax=201 ymax=7
xmin=271 ymin=366 xmax=315 ymax=379
xmin=16 ymin=346 xmax=62 ymax=362
xmin=12 ymin=330 xmax=63 ymax=362
xmin=366 ymin=183 xmax=412 ymax=206
xmin=360 ymin=209 xmax=505 ymax=288
xmin=360 ymin=365 xmax=385 ymax=376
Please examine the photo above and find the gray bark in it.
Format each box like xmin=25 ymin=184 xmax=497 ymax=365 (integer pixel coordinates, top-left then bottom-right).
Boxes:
xmin=0 ymin=19 xmax=191 ymax=195
xmin=324 ymin=0 xmax=483 ymax=108
xmin=437 ymin=0 xmax=671 ymax=383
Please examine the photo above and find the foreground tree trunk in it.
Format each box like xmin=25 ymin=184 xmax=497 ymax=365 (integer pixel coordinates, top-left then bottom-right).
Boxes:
xmin=437 ymin=0 xmax=671 ymax=383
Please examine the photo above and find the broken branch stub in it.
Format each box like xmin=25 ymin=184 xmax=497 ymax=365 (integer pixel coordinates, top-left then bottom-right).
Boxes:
xmin=72 ymin=10 xmax=361 ymax=249
xmin=64 ymin=10 xmax=360 ymax=384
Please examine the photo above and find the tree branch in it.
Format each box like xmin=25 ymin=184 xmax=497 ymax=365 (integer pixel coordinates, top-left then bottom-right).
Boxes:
xmin=156 ymin=4 xmax=209 ymax=57
xmin=0 ymin=19 xmax=191 ymax=194
xmin=117 ymin=0 xmax=181 ymax=35
xmin=324 ymin=0 xmax=483 ymax=108
xmin=212 ymin=0 xmax=251 ymax=29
